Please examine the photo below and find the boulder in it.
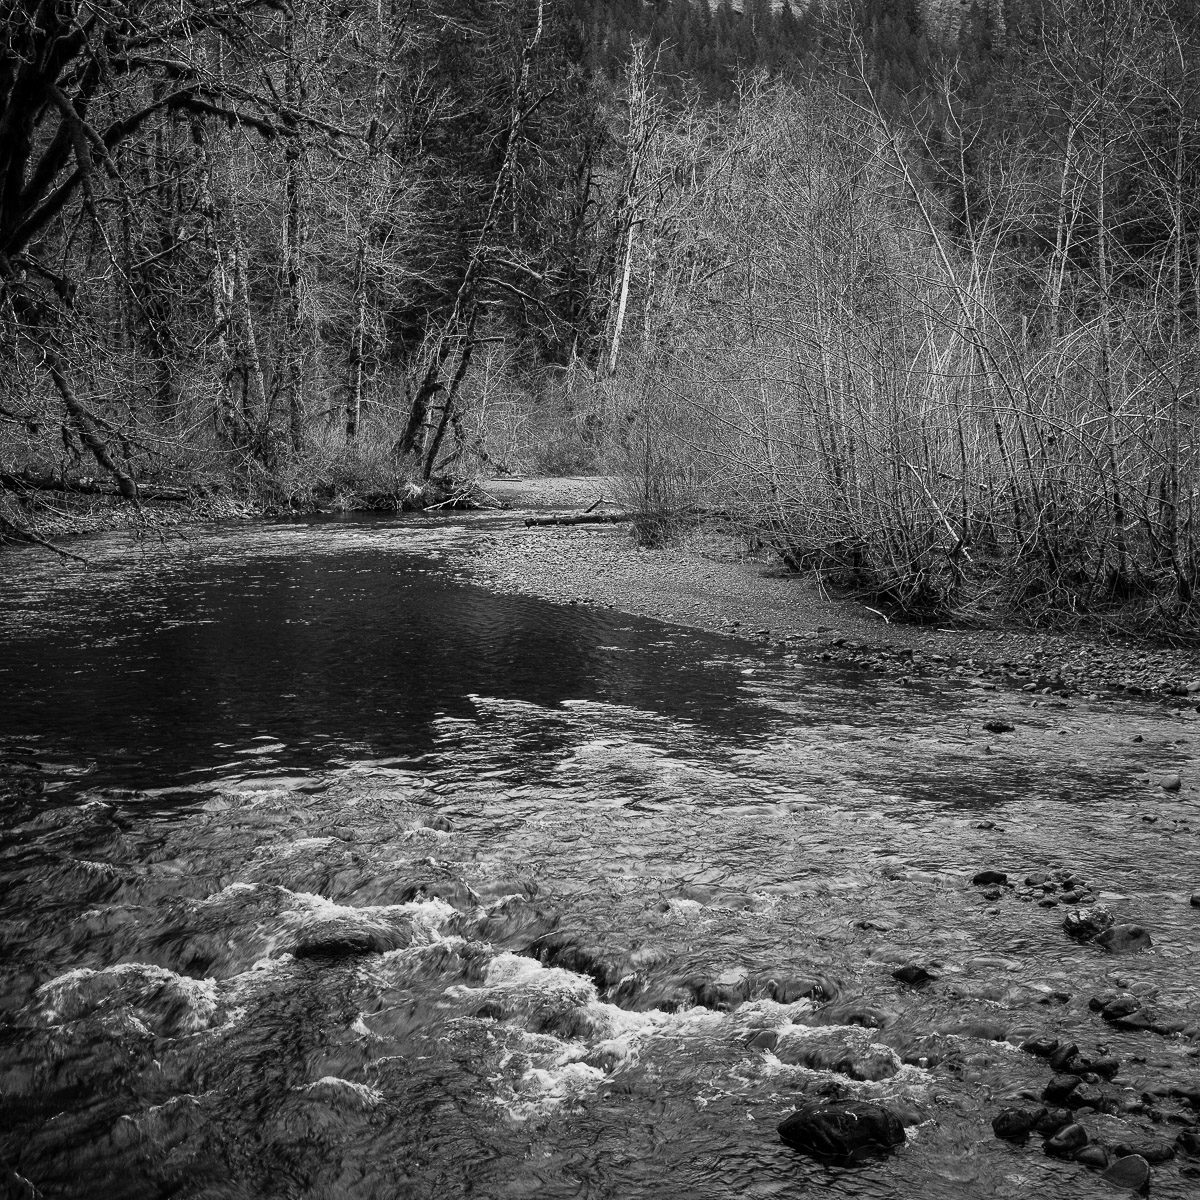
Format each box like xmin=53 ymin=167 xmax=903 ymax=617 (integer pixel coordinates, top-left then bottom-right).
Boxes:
xmin=778 ymin=1100 xmax=906 ymax=1163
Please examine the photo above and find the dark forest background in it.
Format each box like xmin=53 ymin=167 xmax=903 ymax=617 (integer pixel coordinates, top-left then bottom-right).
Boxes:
xmin=3 ymin=1 xmax=1199 ymax=623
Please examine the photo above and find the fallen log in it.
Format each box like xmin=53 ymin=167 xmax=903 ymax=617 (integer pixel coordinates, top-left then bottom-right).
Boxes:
xmin=523 ymin=512 xmax=633 ymax=527
xmin=0 ymin=470 xmax=190 ymax=502
xmin=523 ymin=505 xmax=732 ymax=529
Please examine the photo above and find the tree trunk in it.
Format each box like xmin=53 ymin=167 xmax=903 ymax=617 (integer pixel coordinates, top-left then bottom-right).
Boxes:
xmin=46 ymin=353 xmax=138 ymax=500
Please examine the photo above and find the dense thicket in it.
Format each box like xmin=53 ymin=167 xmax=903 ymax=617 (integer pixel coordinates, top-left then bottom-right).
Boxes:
xmin=2 ymin=0 xmax=1199 ymax=627
xmin=0 ymin=0 xmax=625 ymax=518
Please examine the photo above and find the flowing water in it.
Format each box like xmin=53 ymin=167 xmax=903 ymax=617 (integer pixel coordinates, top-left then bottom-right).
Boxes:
xmin=2 ymin=514 xmax=1199 ymax=1199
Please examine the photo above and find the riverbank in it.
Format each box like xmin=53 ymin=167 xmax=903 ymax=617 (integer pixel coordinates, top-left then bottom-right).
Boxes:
xmin=468 ymin=477 xmax=1200 ymax=708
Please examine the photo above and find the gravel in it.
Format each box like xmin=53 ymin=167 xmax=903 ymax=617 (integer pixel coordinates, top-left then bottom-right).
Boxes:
xmin=463 ymin=477 xmax=1200 ymax=706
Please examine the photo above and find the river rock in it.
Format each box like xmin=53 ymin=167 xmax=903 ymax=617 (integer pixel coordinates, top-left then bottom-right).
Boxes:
xmin=1160 ymin=774 xmax=1182 ymax=792
xmin=1113 ymin=1137 xmax=1175 ymax=1163
xmin=1043 ymin=1075 xmax=1081 ymax=1105
xmin=805 ymin=999 xmax=894 ymax=1029
xmin=1071 ymin=1083 xmax=1115 ymax=1112
xmin=1075 ymin=1144 xmax=1110 ymax=1169
xmin=972 ymin=869 xmax=1008 ymax=886
xmin=1190 ymin=893 xmax=1200 ymax=908
xmin=769 ymin=975 xmax=840 ymax=1003
xmin=1048 ymin=1042 xmax=1082 ymax=1072
xmin=1177 ymin=1129 xmax=1200 ymax=1156
xmin=1064 ymin=906 xmax=1115 ymax=942
xmin=1044 ymin=1122 xmax=1089 ymax=1159
xmin=1096 ymin=924 xmax=1153 ymax=954
xmin=777 ymin=1100 xmax=906 ymax=1162
xmin=1036 ymin=1107 xmax=1075 ymax=1136
xmin=1099 ymin=993 xmax=1142 ymax=1019
xmin=533 ymin=934 xmax=628 ymax=991
xmin=1101 ymin=1154 xmax=1151 ymax=1191
xmin=993 ymin=1106 xmax=1044 ymax=1140
xmin=1021 ymin=1035 xmax=1059 ymax=1058
xmin=398 ymin=878 xmax=480 ymax=909
xmin=774 ymin=1035 xmax=899 ymax=1082
xmin=892 ymin=963 xmax=939 ymax=986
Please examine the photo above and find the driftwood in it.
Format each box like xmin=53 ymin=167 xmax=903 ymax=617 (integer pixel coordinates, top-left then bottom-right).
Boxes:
xmin=0 ymin=470 xmax=189 ymax=502
xmin=523 ymin=512 xmax=633 ymax=527
xmin=523 ymin=504 xmax=730 ymax=529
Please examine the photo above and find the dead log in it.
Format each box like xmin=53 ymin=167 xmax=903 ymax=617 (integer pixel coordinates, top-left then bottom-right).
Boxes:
xmin=523 ymin=505 xmax=729 ymax=529
xmin=0 ymin=470 xmax=189 ymax=502
xmin=523 ymin=512 xmax=633 ymax=527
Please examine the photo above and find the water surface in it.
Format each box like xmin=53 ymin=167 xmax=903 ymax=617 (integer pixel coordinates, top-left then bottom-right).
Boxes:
xmin=2 ymin=514 xmax=1199 ymax=1199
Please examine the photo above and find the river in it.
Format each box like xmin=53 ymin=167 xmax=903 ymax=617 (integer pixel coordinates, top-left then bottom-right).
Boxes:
xmin=1 ymin=512 xmax=1198 ymax=1199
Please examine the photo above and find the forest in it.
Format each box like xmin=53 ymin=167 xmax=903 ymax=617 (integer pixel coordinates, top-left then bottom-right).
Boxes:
xmin=2 ymin=0 xmax=1199 ymax=628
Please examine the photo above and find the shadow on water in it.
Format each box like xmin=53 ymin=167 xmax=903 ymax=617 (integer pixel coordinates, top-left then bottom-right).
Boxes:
xmin=1 ymin=513 xmax=1199 ymax=1200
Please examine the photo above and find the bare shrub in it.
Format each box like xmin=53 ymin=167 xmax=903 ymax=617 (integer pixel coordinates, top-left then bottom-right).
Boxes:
xmin=610 ymin=76 xmax=1200 ymax=628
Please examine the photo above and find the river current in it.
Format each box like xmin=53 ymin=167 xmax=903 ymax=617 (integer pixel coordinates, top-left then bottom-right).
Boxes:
xmin=1 ymin=513 xmax=1199 ymax=1199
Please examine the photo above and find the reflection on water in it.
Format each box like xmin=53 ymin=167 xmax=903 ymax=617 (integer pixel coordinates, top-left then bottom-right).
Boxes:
xmin=1 ymin=515 xmax=1199 ymax=1200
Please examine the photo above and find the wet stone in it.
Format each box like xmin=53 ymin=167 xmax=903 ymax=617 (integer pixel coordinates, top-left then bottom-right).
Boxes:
xmin=892 ymin=963 xmax=939 ymax=986
xmin=1021 ymin=1035 xmax=1059 ymax=1059
xmin=993 ymin=1107 xmax=1044 ymax=1141
xmin=1075 ymin=1144 xmax=1110 ymax=1169
xmin=1071 ymin=1084 xmax=1113 ymax=1112
xmin=1096 ymin=925 xmax=1153 ymax=954
xmin=745 ymin=1029 xmax=778 ymax=1051
xmin=1101 ymin=1154 xmax=1152 ymax=1192
xmin=1064 ymin=907 xmax=1115 ymax=942
xmin=774 ymin=1037 xmax=899 ymax=1082
xmin=769 ymin=976 xmax=839 ymax=1004
xmin=777 ymin=1100 xmax=906 ymax=1163
xmin=1113 ymin=1138 xmax=1176 ymax=1164
xmin=1036 ymin=1108 xmax=1076 ymax=1136
xmin=1043 ymin=1122 xmax=1089 ymax=1159
xmin=1095 ymin=992 xmax=1138 ymax=1017
xmin=1043 ymin=1075 xmax=1081 ymax=1105
xmin=972 ymin=870 xmax=1008 ymax=886
xmin=1177 ymin=1129 xmax=1200 ymax=1156
xmin=1048 ymin=1042 xmax=1082 ymax=1072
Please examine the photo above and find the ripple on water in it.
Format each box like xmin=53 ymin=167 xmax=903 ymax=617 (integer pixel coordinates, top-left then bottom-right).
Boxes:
xmin=2 ymin=519 xmax=1199 ymax=1198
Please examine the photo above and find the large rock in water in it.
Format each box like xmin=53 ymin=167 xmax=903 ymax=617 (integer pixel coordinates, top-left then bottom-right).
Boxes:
xmin=777 ymin=1100 xmax=906 ymax=1163
xmin=1095 ymin=924 xmax=1153 ymax=954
